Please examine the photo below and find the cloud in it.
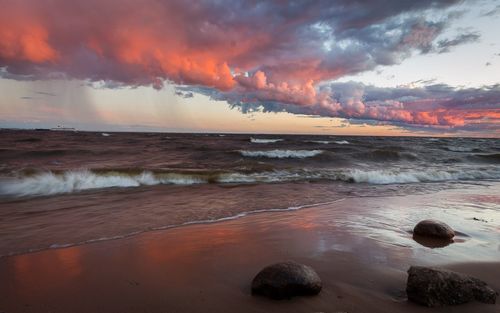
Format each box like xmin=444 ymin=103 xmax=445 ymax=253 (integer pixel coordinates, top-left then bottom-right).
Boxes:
xmin=0 ymin=0 xmax=495 ymax=133
xmin=435 ymin=31 xmax=481 ymax=53
xmin=0 ymin=0 xmax=471 ymax=89
xmin=175 ymin=90 xmax=194 ymax=98
xmin=34 ymin=91 xmax=57 ymax=96
xmin=179 ymin=82 xmax=500 ymax=132
xmin=481 ymin=4 xmax=500 ymax=17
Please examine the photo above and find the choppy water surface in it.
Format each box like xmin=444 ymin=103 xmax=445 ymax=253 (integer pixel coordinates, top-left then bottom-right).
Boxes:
xmin=0 ymin=130 xmax=499 ymax=256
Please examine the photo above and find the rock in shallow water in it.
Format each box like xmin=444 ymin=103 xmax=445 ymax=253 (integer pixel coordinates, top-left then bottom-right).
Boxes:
xmin=251 ymin=261 xmax=322 ymax=299
xmin=413 ymin=219 xmax=455 ymax=239
xmin=406 ymin=266 xmax=498 ymax=307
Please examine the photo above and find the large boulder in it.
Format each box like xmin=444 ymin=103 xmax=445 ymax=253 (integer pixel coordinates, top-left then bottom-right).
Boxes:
xmin=406 ymin=266 xmax=497 ymax=307
xmin=413 ymin=219 xmax=455 ymax=239
xmin=251 ymin=261 xmax=322 ymax=299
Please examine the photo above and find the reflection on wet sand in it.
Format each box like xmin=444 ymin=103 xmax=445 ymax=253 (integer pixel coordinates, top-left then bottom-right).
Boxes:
xmin=1 ymin=184 xmax=499 ymax=312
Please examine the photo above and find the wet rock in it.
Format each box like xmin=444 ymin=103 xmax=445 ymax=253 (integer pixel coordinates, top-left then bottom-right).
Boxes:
xmin=251 ymin=261 xmax=322 ymax=299
xmin=413 ymin=219 xmax=455 ymax=239
xmin=406 ymin=266 xmax=498 ymax=307
xmin=412 ymin=236 xmax=452 ymax=248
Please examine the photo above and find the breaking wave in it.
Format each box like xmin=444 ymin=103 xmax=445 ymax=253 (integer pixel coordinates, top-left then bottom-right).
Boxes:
xmin=0 ymin=170 xmax=206 ymax=197
xmin=250 ymin=137 xmax=284 ymax=143
xmin=346 ymin=168 xmax=500 ymax=184
xmin=1 ymin=167 xmax=500 ymax=197
xmin=307 ymin=140 xmax=331 ymax=144
xmin=239 ymin=149 xmax=323 ymax=158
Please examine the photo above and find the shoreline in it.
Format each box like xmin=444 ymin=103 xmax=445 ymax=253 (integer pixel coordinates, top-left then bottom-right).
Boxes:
xmin=1 ymin=185 xmax=499 ymax=312
xmin=0 ymin=198 xmax=346 ymax=259
xmin=1 ymin=180 xmax=498 ymax=259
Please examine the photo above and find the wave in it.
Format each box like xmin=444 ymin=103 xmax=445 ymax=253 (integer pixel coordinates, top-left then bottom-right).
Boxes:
xmin=239 ymin=149 xmax=323 ymax=158
xmin=473 ymin=153 xmax=500 ymax=163
xmin=2 ymin=198 xmax=345 ymax=257
xmin=345 ymin=168 xmax=500 ymax=184
xmin=0 ymin=148 xmax=116 ymax=158
xmin=446 ymin=146 xmax=484 ymax=152
xmin=307 ymin=140 xmax=331 ymax=144
xmin=0 ymin=170 xmax=206 ymax=197
xmin=306 ymin=140 xmax=349 ymax=145
xmin=250 ymin=137 xmax=283 ymax=143
xmin=357 ymin=149 xmax=418 ymax=161
xmin=2 ymin=166 xmax=500 ymax=197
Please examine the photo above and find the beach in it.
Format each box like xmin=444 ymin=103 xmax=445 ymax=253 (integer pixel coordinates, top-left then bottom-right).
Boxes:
xmin=1 ymin=0 xmax=500 ymax=311
xmin=0 ymin=130 xmax=499 ymax=312
xmin=1 ymin=179 xmax=499 ymax=312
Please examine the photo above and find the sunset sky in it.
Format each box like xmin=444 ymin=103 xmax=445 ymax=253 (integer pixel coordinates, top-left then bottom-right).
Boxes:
xmin=0 ymin=0 xmax=499 ymax=136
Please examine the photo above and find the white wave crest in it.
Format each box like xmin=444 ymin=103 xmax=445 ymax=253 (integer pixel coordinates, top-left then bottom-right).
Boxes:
xmin=307 ymin=140 xmax=331 ymax=144
xmin=250 ymin=137 xmax=284 ymax=143
xmin=239 ymin=149 xmax=323 ymax=158
xmin=334 ymin=140 xmax=349 ymax=145
xmin=0 ymin=170 xmax=206 ymax=197
xmin=447 ymin=146 xmax=473 ymax=152
xmin=1 ymin=166 xmax=499 ymax=197
xmin=347 ymin=168 xmax=500 ymax=184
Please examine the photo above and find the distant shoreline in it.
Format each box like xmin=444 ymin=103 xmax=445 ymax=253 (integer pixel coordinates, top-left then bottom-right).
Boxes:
xmin=1 ymin=128 xmax=498 ymax=139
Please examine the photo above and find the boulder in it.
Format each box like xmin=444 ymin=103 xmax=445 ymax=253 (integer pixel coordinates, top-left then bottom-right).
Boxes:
xmin=406 ymin=266 xmax=497 ymax=307
xmin=413 ymin=219 xmax=455 ymax=239
xmin=251 ymin=261 xmax=322 ymax=299
xmin=412 ymin=236 xmax=452 ymax=248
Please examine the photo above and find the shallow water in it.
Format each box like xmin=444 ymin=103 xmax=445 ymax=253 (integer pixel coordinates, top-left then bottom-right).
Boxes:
xmin=0 ymin=130 xmax=499 ymax=256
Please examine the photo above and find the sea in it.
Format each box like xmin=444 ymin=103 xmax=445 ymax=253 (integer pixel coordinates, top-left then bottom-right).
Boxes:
xmin=0 ymin=129 xmax=499 ymax=257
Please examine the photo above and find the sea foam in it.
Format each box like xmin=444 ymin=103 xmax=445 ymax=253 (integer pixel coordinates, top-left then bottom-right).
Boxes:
xmin=250 ymin=137 xmax=284 ymax=143
xmin=1 ymin=166 xmax=499 ymax=197
xmin=346 ymin=168 xmax=500 ymax=184
xmin=239 ymin=149 xmax=323 ymax=158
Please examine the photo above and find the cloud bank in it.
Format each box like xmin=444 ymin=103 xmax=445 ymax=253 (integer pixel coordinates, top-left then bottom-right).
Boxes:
xmin=0 ymin=0 xmax=497 ymax=132
xmin=178 ymin=82 xmax=500 ymax=132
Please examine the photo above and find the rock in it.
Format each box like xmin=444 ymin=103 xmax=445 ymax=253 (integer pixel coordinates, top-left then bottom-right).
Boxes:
xmin=406 ymin=266 xmax=498 ymax=307
xmin=412 ymin=236 xmax=452 ymax=248
xmin=413 ymin=219 xmax=455 ymax=239
xmin=251 ymin=261 xmax=322 ymax=299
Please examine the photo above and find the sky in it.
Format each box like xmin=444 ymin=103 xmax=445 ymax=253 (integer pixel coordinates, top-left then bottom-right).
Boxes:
xmin=0 ymin=0 xmax=499 ymax=137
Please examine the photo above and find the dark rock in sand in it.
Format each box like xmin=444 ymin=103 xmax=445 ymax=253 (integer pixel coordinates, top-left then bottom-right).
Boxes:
xmin=251 ymin=261 xmax=322 ymax=299
xmin=406 ymin=266 xmax=498 ymax=307
xmin=412 ymin=236 xmax=452 ymax=248
xmin=413 ymin=219 xmax=455 ymax=239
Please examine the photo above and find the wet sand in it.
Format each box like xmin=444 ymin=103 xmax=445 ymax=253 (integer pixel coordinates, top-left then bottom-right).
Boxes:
xmin=1 ymin=186 xmax=499 ymax=313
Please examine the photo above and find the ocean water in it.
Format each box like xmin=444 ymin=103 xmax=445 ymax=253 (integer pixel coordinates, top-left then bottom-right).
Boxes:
xmin=0 ymin=129 xmax=499 ymax=256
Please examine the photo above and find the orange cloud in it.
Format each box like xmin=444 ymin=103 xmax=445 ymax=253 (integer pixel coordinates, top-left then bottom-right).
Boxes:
xmin=0 ymin=21 xmax=57 ymax=63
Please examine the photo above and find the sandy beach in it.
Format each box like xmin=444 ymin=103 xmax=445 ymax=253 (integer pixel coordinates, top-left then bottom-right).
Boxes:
xmin=1 ymin=0 xmax=500 ymax=311
xmin=1 ymin=183 xmax=499 ymax=313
